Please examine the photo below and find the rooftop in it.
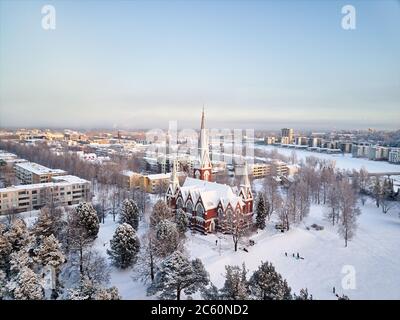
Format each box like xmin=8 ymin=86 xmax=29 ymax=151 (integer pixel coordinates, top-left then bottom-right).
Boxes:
xmin=15 ymin=162 xmax=67 ymax=175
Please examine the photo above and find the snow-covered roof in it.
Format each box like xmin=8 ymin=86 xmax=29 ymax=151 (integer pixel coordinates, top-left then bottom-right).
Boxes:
xmin=180 ymin=177 xmax=244 ymax=210
xmin=0 ymin=175 xmax=90 ymax=193
xmin=15 ymin=162 xmax=67 ymax=175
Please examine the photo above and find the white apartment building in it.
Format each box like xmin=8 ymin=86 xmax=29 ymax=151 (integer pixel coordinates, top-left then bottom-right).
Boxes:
xmin=15 ymin=162 xmax=67 ymax=184
xmin=388 ymin=148 xmax=400 ymax=164
xmin=0 ymin=175 xmax=91 ymax=215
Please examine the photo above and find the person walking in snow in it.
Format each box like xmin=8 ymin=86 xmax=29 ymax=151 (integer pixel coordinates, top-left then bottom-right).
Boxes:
xmin=333 ymin=286 xmax=336 ymax=294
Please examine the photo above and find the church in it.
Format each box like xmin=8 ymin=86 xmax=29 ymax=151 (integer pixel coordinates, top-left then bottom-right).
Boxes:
xmin=166 ymin=109 xmax=253 ymax=234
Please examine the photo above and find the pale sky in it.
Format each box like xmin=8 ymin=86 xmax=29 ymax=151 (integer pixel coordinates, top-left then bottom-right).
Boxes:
xmin=0 ymin=0 xmax=399 ymax=130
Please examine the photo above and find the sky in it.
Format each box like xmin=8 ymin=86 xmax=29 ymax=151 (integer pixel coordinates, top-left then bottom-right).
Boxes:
xmin=0 ymin=0 xmax=399 ymax=131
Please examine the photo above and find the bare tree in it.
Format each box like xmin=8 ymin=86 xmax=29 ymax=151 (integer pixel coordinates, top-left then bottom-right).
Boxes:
xmin=338 ymin=180 xmax=361 ymax=247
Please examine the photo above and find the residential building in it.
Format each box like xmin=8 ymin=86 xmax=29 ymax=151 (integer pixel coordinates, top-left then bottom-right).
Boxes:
xmin=15 ymin=162 xmax=67 ymax=184
xmin=0 ymin=175 xmax=91 ymax=215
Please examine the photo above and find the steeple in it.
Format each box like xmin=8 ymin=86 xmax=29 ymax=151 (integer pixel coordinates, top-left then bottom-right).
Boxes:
xmin=170 ymin=159 xmax=180 ymax=193
xmin=194 ymin=108 xmax=212 ymax=181
xmin=201 ymin=106 xmax=205 ymax=130
xmin=241 ymin=161 xmax=251 ymax=188
xmin=240 ymin=161 xmax=253 ymax=202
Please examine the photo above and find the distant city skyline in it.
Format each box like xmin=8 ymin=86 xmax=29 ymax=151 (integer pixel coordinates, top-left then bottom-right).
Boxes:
xmin=0 ymin=0 xmax=399 ymax=130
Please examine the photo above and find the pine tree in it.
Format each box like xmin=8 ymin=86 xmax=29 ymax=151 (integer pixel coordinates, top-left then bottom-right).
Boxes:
xmin=34 ymin=234 xmax=65 ymax=299
xmin=175 ymin=209 xmax=189 ymax=235
xmin=220 ymin=263 xmax=249 ymax=300
xmin=5 ymin=219 xmax=34 ymax=252
xmin=248 ymin=261 xmax=292 ymax=300
xmin=150 ymin=200 xmax=173 ymax=228
xmin=119 ymin=199 xmax=140 ymax=230
xmin=35 ymin=234 xmax=65 ymax=269
xmin=255 ymin=193 xmax=267 ymax=230
xmin=201 ymin=283 xmax=221 ymax=300
xmin=0 ymin=224 xmax=12 ymax=274
xmin=74 ymin=202 xmax=100 ymax=239
xmin=12 ymin=267 xmax=44 ymax=300
xmin=33 ymin=207 xmax=54 ymax=239
xmin=68 ymin=276 xmax=120 ymax=300
xmin=0 ymin=270 xmax=8 ymax=299
xmin=294 ymin=288 xmax=312 ymax=300
xmin=148 ymin=251 xmax=209 ymax=300
xmin=107 ymin=223 xmax=140 ymax=268
xmin=155 ymin=219 xmax=180 ymax=257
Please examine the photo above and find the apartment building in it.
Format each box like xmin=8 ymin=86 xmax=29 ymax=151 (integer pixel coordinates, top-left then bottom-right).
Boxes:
xmin=388 ymin=148 xmax=400 ymax=164
xmin=15 ymin=162 xmax=67 ymax=184
xmin=0 ymin=175 xmax=91 ymax=215
xmin=247 ymin=161 xmax=295 ymax=179
xmin=368 ymin=146 xmax=390 ymax=161
xmin=352 ymin=142 xmax=371 ymax=158
xmin=281 ymin=128 xmax=294 ymax=144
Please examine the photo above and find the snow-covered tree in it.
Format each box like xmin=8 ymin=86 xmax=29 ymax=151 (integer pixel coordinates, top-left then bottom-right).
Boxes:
xmin=107 ymin=223 xmax=140 ymax=268
xmin=0 ymin=270 xmax=8 ymax=299
xmin=135 ymin=233 xmax=159 ymax=283
xmin=372 ymin=177 xmax=382 ymax=208
xmin=148 ymin=251 xmax=209 ymax=300
xmin=150 ymin=200 xmax=173 ymax=228
xmin=201 ymin=283 xmax=221 ymax=300
xmin=82 ymin=250 xmax=111 ymax=286
xmin=220 ymin=263 xmax=249 ymax=300
xmin=248 ymin=261 xmax=292 ymax=300
xmin=11 ymin=267 xmax=44 ymax=300
xmin=0 ymin=224 xmax=11 ymax=273
xmin=35 ymin=234 xmax=65 ymax=270
xmin=175 ymin=209 xmax=189 ymax=235
xmin=326 ymin=180 xmax=341 ymax=226
xmin=294 ymin=288 xmax=312 ymax=300
xmin=155 ymin=219 xmax=180 ymax=257
xmin=33 ymin=207 xmax=54 ymax=239
xmin=255 ymin=192 xmax=268 ymax=230
xmin=74 ymin=202 xmax=100 ymax=239
xmin=68 ymin=276 xmax=120 ymax=300
xmin=119 ymin=199 xmax=140 ymax=230
xmin=338 ymin=180 xmax=361 ymax=247
xmin=5 ymin=219 xmax=34 ymax=252
xmin=34 ymin=234 xmax=65 ymax=299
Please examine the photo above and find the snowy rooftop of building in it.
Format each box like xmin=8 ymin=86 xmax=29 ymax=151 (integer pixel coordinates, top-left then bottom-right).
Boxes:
xmin=0 ymin=175 xmax=89 ymax=193
xmin=15 ymin=162 xmax=67 ymax=175
xmin=0 ymin=152 xmax=18 ymax=160
xmin=52 ymin=175 xmax=90 ymax=184
xmin=181 ymin=177 xmax=244 ymax=210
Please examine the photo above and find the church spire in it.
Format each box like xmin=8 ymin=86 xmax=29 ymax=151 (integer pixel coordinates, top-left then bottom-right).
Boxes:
xmin=201 ymin=105 xmax=205 ymax=130
xmin=241 ymin=161 xmax=251 ymax=188
xmin=170 ymin=159 xmax=180 ymax=193
xmin=194 ymin=108 xmax=212 ymax=181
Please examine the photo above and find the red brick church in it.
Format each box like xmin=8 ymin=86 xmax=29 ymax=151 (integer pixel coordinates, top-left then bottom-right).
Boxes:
xmin=166 ymin=109 xmax=253 ymax=234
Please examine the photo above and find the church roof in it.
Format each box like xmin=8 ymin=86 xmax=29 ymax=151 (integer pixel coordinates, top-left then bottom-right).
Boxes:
xmin=180 ymin=177 xmax=244 ymax=210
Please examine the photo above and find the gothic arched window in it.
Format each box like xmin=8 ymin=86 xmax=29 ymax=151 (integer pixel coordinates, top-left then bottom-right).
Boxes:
xmin=176 ymin=198 xmax=184 ymax=210
xmin=186 ymin=200 xmax=193 ymax=214
xmin=196 ymin=204 xmax=205 ymax=218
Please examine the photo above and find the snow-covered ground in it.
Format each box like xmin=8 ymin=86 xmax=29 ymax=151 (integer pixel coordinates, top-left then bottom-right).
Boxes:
xmin=186 ymin=199 xmax=400 ymax=300
xmin=89 ymin=196 xmax=400 ymax=300
xmin=257 ymin=145 xmax=400 ymax=173
xmin=256 ymin=145 xmax=400 ymax=192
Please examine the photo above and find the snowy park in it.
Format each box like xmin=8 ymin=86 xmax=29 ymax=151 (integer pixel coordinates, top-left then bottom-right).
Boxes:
xmin=90 ymin=196 xmax=400 ymax=300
